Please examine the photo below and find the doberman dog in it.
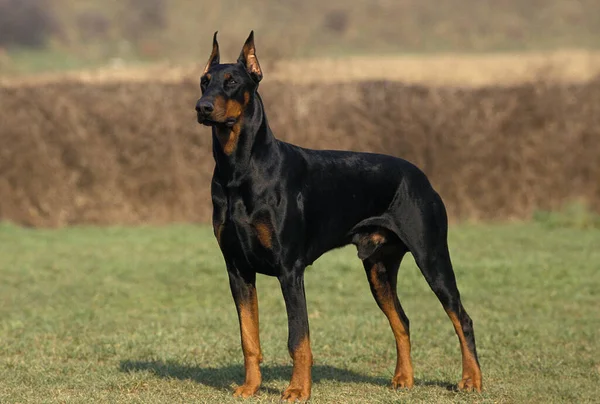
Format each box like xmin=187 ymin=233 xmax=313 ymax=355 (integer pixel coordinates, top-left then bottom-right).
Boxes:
xmin=195 ymin=32 xmax=482 ymax=401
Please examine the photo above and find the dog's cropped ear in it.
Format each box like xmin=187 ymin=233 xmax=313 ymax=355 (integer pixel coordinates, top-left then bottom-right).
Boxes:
xmin=203 ymin=31 xmax=220 ymax=75
xmin=237 ymin=31 xmax=262 ymax=82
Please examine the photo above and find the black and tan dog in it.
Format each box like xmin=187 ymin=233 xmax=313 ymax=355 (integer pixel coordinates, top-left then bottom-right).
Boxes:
xmin=195 ymin=32 xmax=482 ymax=401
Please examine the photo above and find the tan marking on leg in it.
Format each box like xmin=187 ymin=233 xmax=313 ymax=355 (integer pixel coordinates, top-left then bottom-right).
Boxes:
xmin=369 ymin=265 xmax=414 ymax=389
xmin=446 ymin=310 xmax=482 ymax=392
xmin=233 ymin=288 xmax=263 ymax=398
xmin=282 ymin=335 xmax=312 ymax=402
xmin=214 ymin=223 xmax=223 ymax=245
xmin=253 ymin=221 xmax=272 ymax=249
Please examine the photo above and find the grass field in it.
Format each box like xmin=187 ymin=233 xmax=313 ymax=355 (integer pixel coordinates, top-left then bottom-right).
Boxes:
xmin=0 ymin=223 xmax=599 ymax=403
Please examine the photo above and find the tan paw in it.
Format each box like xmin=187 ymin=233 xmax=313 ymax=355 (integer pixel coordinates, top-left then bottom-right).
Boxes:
xmin=458 ymin=374 xmax=482 ymax=392
xmin=233 ymin=383 xmax=260 ymax=398
xmin=392 ymin=373 xmax=414 ymax=389
xmin=281 ymin=387 xmax=310 ymax=402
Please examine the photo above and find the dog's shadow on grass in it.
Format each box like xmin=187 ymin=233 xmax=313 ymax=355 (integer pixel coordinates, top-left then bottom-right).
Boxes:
xmin=119 ymin=360 xmax=455 ymax=394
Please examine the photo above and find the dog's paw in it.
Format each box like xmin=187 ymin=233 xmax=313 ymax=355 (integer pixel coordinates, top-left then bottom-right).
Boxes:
xmin=281 ymin=387 xmax=310 ymax=402
xmin=391 ymin=374 xmax=414 ymax=390
xmin=457 ymin=374 xmax=482 ymax=392
xmin=233 ymin=383 xmax=260 ymax=398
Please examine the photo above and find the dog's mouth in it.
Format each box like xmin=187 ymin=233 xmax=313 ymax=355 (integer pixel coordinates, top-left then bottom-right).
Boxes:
xmin=198 ymin=116 xmax=218 ymax=126
xmin=197 ymin=114 xmax=238 ymax=128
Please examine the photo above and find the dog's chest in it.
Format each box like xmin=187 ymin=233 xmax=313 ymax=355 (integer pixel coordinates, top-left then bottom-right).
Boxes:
xmin=217 ymin=195 xmax=278 ymax=273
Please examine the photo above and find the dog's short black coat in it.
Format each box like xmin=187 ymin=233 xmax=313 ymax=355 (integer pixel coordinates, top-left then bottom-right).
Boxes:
xmin=195 ymin=32 xmax=482 ymax=401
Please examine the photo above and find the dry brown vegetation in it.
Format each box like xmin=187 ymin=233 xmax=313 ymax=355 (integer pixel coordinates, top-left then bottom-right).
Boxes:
xmin=1 ymin=61 xmax=599 ymax=227
xmin=4 ymin=50 xmax=600 ymax=87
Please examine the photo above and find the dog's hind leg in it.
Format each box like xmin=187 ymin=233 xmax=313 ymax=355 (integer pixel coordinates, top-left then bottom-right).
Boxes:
xmin=362 ymin=239 xmax=414 ymax=389
xmin=413 ymin=243 xmax=482 ymax=391
xmin=399 ymin=194 xmax=482 ymax=392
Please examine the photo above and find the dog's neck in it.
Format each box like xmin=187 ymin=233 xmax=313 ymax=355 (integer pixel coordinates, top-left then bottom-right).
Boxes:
xmin=212 ymin=92 xmax=278 ymax=186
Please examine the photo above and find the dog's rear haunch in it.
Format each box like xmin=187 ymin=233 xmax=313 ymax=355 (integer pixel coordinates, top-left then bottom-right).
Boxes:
xmin=195 ymin=31 xmax=482 ymax=401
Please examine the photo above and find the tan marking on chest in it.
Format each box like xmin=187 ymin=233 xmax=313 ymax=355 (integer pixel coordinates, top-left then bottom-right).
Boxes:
xmin=253 ymin=221 xmax=273 ymax=249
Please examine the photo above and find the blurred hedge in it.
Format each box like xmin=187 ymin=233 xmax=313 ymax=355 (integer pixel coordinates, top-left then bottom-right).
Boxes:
xmin=1 ymin=77 xmax=599 ymax=226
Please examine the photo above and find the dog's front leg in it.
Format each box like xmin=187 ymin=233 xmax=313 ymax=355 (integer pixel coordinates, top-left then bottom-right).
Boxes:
xmin=228 ymin=268 xmax=263 ymax=398
xmin=279 ymin=269 xmax=312 ymax=402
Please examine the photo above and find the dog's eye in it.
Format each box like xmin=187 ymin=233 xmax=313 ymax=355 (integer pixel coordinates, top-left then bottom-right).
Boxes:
xmin=200 ymin=76 xmax=210 ymax=89
xmin=226 ymin=78 xmax=237 ymax=87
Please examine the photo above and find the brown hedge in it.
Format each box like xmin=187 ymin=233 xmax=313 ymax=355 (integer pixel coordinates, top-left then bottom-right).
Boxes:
xmin=1 ymin=77 xmax=599 ymax=227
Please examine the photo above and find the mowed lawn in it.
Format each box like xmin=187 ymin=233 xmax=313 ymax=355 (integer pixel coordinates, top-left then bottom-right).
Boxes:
xmin=0 ymin=223 xmax=598 ymax=403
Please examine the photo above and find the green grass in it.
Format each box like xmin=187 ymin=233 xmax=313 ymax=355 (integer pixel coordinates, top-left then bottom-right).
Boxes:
xmin=0 ymin=223 xmax=599 ymax=403
xmin=1 ymin=48 xmax=102 ymax=75
xmin=534 ymin=201 xmax=600 ymax=230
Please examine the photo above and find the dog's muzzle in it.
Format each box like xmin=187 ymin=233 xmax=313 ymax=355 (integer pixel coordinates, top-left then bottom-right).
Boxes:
xmin=196 ymin=100 xmax=238 ymax=128
xmin=196 ymin=100 xmax=214 ymax=116
xmin=196 ymin=100 xmax=214 ymax=125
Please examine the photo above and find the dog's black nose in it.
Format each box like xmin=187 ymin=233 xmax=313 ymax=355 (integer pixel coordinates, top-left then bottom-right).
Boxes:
xmin=196 ymin=100 xmax=214 ymax=115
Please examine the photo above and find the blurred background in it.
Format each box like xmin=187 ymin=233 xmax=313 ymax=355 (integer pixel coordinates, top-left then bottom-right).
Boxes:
xmin=1 ymin=0 xmax=599 ymax=227
xmin=1 ymin=0 xmax=600 ymax=72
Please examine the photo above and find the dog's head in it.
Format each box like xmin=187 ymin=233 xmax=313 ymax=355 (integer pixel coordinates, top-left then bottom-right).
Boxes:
xmin=196 ymin=31 xmax=263 ymax=127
